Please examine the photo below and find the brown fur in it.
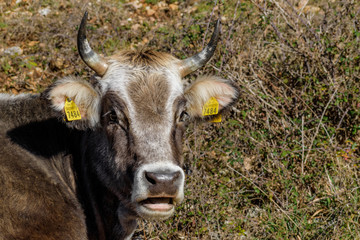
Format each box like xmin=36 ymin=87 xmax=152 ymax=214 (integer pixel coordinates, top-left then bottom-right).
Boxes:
xmin=0 ymin=122 xmax=87 ymax=240
xmin=126 ymin=73 xmax=170 ymax=124
xmin=111 ymin=50 xmax=177 ymax=69
xmin=0 ymin=93 xmax=87 ymax=240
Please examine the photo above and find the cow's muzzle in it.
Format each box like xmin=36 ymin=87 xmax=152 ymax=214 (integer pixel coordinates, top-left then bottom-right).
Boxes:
xmin=132 ymin=163 xmax=185 ymax=220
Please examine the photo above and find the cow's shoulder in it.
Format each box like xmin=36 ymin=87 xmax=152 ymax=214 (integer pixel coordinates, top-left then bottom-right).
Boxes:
xmin=0 ymin=125 xmax=87 ymax=240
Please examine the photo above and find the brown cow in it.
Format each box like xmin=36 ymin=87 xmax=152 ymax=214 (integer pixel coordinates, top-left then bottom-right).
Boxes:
xmin=0 ymin=12 xmax=238 ymax=240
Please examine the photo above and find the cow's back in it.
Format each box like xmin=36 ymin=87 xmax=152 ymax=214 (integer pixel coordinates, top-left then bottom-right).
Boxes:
xmin=0 ymin=120 xmax=88 ymax=240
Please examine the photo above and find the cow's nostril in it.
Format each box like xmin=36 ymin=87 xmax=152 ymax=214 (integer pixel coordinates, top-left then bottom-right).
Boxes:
xmin=145 ymin=171 xmax=181 ymax=185
xmin=145 ymin=172 xmax=157 ymax=185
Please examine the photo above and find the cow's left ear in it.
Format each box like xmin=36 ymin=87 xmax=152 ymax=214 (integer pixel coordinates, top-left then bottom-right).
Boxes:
xmin=47 ymin=77 xmax=101 ymax=129
xmin=184 ymin=76 xmax=238 ymax=119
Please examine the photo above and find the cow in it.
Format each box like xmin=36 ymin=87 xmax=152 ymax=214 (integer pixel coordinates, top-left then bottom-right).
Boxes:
xmin=0 ymin=12 xmax=238 ymax=240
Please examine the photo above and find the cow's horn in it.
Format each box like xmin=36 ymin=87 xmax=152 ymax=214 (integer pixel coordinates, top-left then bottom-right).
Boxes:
xmin=179 ymin=19 xmax=220 ymax=77
xmin=77 ymin=11 xmax=108 ymax=76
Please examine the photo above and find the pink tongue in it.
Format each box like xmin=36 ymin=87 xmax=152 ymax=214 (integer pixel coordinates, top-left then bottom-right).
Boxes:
xmin=142 ymin=198 xmax=173 ymax=211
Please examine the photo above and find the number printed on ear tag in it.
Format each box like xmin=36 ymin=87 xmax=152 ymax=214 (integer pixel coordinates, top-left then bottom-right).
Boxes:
xmin=202 ymin=97 xmax=219 ymax=116
xmin=64 ymin=98 xmax=82 ymax=121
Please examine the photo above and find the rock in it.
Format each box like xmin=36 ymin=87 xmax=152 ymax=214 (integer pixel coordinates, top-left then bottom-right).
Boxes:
xmin=3 ymin=46 xmax=23 ymax=56
xmin=39 ymin=7 xmax=51 ymax=16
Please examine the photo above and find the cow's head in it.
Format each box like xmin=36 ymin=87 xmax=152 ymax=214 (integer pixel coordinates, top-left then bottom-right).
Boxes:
xmin=48 ymin=12 xmax=238 ymax=220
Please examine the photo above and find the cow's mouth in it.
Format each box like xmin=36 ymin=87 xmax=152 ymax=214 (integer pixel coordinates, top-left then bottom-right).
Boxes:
xmin=139 ymin=197 xmax=174 ymax=212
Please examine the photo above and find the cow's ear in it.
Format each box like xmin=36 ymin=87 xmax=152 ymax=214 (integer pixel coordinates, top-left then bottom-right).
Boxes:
xmin=184 ymin=76 xmax=238 ymax=119
xmin=47 ymin=77 xmax=101 ymax=129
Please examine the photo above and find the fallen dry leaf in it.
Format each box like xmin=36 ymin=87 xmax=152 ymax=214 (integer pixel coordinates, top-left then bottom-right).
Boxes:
xmin=28 ymin=41 xmax=39 ymax=47
xmin=169 ymin=4 xmax=179 ymax=11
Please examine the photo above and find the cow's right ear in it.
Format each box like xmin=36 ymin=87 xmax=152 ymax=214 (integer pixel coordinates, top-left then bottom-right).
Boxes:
xmin=47 ymin=77 xmax=101 ymax=129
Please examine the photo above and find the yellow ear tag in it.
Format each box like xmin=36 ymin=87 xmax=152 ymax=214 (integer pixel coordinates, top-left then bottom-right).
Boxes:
xmin=210 ymin=114 xmax=222 ymax=123
xmin=64 ymin=98 xmax=82 ymax=121
xmin=202 ymin=97 xmax=219 ymax=116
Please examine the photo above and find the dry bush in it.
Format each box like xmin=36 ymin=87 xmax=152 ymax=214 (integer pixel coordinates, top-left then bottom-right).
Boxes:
xmin=182 ymin=0 xmax=360 ymax=239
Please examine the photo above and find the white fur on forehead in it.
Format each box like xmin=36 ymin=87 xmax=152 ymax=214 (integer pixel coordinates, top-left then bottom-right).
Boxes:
xmin=48 ymin=76 xmax=101 ymax=128
xmin=184 ymin=76 xmax=238 ymax=117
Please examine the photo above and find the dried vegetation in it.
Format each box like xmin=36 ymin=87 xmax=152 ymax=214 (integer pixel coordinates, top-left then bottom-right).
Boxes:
xmin=1 ymin=0 xmax=360 ymax=239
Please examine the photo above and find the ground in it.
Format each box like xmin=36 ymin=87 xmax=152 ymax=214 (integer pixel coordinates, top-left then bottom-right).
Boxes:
xmin=1 ymin=0 xmax=360 ymax=239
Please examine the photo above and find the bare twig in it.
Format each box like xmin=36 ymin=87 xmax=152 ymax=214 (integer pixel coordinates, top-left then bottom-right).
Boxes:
xmin=304 ymin=86 xmax=339 ymax=167
xmin=219 ymin=0 xmax=241 ymax=72
xmin=227 ymin=164 xmax=301 ymax=231
xmin=301 ymin=115 xmax=305 ymax=175
xmin=283 ymin=0 xmax=321 ymax=42
xmin=297 ymin=0 xmax=309 ymax=16
xmin=202 ymin=0 xmax=218 ymax=47
xmin=330 ymin=107 xmax=349 ymax=142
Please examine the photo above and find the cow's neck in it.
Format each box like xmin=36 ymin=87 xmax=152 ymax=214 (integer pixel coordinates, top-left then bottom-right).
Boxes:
xmin=79 ymin=168 xmax=138 ymax=240
xmin=77 ymin=136 xmax=137 ymax=240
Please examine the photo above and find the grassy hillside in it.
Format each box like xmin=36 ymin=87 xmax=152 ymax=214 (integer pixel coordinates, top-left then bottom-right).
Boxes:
xmin=1 ymin=0 xmax=360 ymax=239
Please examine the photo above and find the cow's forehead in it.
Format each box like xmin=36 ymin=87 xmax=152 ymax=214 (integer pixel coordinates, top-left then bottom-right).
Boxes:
xmin=100 ymin=51 xmax=184 ymax=127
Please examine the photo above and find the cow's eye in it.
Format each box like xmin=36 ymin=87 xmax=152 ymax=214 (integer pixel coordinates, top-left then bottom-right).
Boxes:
xmin=179 ymin=111 xmax=189 ymax=122
xmin=109 ymin=110 xmax=118 ymax=123
xmin=108 ymin=110 xmax=128 ymax=131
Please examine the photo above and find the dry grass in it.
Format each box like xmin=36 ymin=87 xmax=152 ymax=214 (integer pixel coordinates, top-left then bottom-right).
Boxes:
xmin=1 ymin=0 xmax=360 ymax=239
